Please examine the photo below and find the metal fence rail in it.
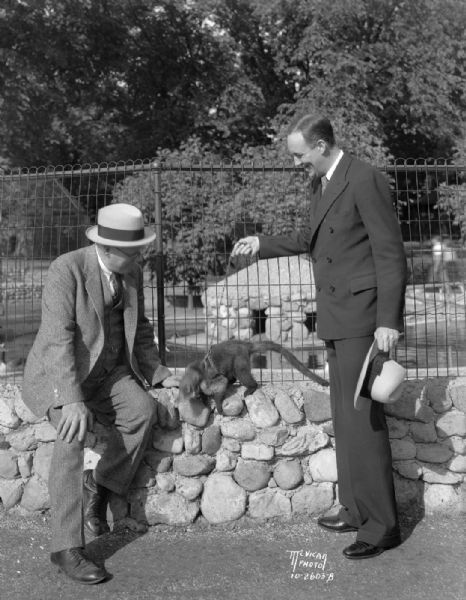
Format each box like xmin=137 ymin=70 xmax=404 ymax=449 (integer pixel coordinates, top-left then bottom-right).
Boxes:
xmin=0 ymin=159 xmax=465 ymax=384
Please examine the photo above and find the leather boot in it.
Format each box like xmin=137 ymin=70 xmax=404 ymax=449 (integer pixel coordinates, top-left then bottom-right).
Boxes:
xmin=83 ymin=470 xmax=110 ymax=536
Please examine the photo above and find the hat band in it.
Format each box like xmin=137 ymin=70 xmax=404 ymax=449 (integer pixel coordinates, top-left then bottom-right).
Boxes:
xmin=360 ymin=352 xmax=389 ymax=399
xmin=98 ymin=224 xmax=145 ymax=242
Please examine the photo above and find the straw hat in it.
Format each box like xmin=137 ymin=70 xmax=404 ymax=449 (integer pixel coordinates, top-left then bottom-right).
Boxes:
xmin=86 ymin=203 xmax=156 ymax=247
xmin=354 ymin=341 xmax=406 ymax=410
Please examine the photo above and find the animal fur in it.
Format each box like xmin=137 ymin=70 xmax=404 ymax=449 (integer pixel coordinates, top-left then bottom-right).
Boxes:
xmin=178 ymin=339 xmax=329 ymax=413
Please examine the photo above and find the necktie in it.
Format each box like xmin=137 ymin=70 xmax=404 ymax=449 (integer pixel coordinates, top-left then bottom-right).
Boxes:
xmin=109 ymin=272 xmax=121 ymax=303
xmin=321 ymin=176 xmax=329 ymax=193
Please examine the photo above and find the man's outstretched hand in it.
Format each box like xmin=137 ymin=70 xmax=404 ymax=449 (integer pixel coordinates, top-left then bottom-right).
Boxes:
xmin=231 ymin=236 xmax=260 ymax=258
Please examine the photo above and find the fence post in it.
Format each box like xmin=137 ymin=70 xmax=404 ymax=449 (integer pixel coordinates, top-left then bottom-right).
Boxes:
xmin=153 ymin=161 xmax=166 ymax=364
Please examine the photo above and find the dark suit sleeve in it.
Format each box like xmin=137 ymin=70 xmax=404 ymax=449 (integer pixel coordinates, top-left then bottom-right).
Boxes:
xmin=356 ymin=170 xmax=407 ymax=331
xmin=258 ymin=226 xmax=313 ymax=259
xmin=132 ymin=266 xmax=172 ymax=385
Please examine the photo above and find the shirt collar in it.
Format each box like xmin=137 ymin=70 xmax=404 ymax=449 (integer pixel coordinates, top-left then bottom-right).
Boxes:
xmin=95 ymin=245 xmax=112 ymax=278
xmin=325 ymin=150 xmax=344 ymax=181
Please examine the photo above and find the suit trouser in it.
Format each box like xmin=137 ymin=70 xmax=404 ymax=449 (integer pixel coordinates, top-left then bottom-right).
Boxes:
xmin=47 ymin=365 xmax=156 ymax=553
xmin=325 ymin=336 xmax=401 ymax=548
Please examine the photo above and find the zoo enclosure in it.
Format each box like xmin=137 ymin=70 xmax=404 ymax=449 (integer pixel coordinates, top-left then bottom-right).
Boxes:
xmin=0 ymin=159 xmax=465 ymax=383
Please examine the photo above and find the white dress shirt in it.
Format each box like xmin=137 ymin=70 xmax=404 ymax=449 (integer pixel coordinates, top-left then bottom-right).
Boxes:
xmin=325 ymin=149 xmax=344 ymax=181
xmin=95 ymin=246 xmax=118 ymax=295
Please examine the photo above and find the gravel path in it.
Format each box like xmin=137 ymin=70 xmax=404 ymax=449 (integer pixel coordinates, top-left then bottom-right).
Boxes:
xmin=0 ymin=510 xmax=464 ymax=600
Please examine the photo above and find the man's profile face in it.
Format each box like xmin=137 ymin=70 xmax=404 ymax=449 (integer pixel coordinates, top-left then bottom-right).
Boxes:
xmin=287 ymin=131 xmax=325 ymax=178
xmin=97 ymin=245 xmax=143 ymax=274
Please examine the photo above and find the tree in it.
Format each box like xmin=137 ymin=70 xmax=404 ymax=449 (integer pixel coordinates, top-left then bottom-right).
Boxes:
xmin=202 ymin=0 xmax=466 ymax=160
xmin=0 ymin=0 xmax=237 ymax=166
xmin=436 ymin=132 xmax=466 ymax=243
xmin=1 ymin=0 xmax=464 ymax=167
xmin=112 ymin=138 xmax=235 ymax=293
xmin=112 ymin=135 xmax=313 ymax=293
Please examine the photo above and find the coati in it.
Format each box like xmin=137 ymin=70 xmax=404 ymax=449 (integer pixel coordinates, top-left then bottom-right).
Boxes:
xmin=178 ymin=339 xmax=329 ymax=414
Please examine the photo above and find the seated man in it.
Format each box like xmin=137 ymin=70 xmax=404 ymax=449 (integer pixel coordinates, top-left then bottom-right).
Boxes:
xmin=22 ymin=203 xmax=176 ymax=585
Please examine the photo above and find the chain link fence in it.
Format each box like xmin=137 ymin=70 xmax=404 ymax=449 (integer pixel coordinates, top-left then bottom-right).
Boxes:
xmin=0 ymin=159 xmax=465 ymax=384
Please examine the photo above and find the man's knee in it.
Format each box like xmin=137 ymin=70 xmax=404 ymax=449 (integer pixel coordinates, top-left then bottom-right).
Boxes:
xmin=132 ymin=391 xmax=157 ymax=426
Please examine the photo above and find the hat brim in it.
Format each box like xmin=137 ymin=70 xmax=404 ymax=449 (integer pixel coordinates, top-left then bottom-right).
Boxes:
xmin=86 ymin=225 xmax=156 ymax=247
xmin=354 ymin=340 xmax=378 ymax=410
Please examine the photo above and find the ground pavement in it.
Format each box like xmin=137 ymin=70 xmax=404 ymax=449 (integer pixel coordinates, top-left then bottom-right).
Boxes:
xmin=0 ymin=509 xmax=464 ymax=600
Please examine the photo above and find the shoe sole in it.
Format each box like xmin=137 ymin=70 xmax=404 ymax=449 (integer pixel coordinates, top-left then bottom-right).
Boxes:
xmin=318 ymin=523 xmax=358 ymax=533
xmin=55 ymin=566 xmax=108 ymax=585
xmin=343 ymin=549 xmax=385 ymax=560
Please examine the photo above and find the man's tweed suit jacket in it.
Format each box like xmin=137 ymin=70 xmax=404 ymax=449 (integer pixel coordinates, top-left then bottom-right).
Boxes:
xmin=22 ymin=245 xmax=170 ymax=418
xmin=259 ymin=153 xmax=407 ymax=340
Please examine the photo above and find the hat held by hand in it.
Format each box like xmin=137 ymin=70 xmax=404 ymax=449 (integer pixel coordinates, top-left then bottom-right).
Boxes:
xmin=354 ymin=341 xmax=406 ymax=410
xmin=86 ymin=203 xmax=156 ymax=247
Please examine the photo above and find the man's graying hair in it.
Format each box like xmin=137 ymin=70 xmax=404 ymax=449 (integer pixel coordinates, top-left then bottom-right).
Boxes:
xmin=288 ymin=114 xmax=336 ymax=147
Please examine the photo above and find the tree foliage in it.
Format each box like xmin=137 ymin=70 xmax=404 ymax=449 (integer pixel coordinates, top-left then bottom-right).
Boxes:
xmin=436 ymin=132 xmax=466 ymax=243
xmin=1 ymin=0 xmax=465 ymax=289
xmin=203 ymin=0 xmax=466 ymax=160
xmin=1 ymin=0 xmax=464 ymax=167
xmin=0 ymin=0 xmax=237 ymax=165
xmin=112 ymin=139 xmax=235 ymax=292
xmin=112 ymin=136 xmax=314 ymax=292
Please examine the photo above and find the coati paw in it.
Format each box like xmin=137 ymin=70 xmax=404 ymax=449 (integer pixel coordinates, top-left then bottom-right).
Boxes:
xmin=113 ymin=517 xmax=148 ymax=534
xmin=244 ymin=387 xmax=258 ymax=397
xmin=161 ymin=375 xmax=181 ymax=388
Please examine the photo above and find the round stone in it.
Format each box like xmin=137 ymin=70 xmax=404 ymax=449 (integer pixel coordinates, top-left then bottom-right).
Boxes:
xmin=200 ymin=473 xmax=247 ymax=524
xmin=234 ymin=459 xmax=270 ymax=491
xmin=173 ymin=454 xmax=215 ymax=477
xmin=202 ymin=425 xmax=222 ymax=455
xmin=273 ymin=459 xmax=303 ymax=490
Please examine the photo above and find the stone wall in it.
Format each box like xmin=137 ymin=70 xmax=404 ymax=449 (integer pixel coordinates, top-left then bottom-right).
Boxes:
xmin=0 ymin=377 xmax=465 ymax=527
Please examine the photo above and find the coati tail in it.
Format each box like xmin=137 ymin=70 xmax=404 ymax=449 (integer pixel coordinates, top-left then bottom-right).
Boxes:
xmin=250 ymin=341 xmax=329 ymax=387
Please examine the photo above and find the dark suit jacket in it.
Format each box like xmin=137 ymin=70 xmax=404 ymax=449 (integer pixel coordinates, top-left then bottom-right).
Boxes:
xmin=22 ymin=245 xmax=170 ymax=417
xmin=259 ymin=153 xmax=407 ymax=340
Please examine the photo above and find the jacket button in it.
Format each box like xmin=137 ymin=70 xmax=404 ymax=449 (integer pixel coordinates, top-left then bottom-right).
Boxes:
xmin=329 ymin=285 xmax=335 ymax=292
xmin=329 ymin=227 xmax=334 ymax=233
xmin=326 ymin=257 xmax=332 ymax=263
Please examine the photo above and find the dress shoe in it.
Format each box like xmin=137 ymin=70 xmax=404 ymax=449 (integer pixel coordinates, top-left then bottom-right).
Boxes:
xmin=83 ymin=470 xmax=110 ymax=536
xmin=317 ymin=515 xmax=358 ymax=533
xmin=343 ymin=541 xmax=386 ymax=560
xmin=51 ymin=547 xmax=108 ymax=584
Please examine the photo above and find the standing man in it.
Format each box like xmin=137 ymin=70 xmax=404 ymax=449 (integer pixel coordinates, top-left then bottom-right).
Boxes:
xmin=232 ymin=114 xmax=407 ymax=559
xmin=22 ymin=203 xmax=176 ymax=584
xmin=430 ymin=235 xmax=457 ymax=284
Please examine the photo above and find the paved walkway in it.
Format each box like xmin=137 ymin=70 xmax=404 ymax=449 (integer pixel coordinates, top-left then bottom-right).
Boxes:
xmin=0 ymin=510 xmax=464 ymax=600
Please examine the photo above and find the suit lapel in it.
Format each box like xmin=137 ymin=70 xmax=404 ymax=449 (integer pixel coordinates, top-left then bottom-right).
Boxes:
xmin=84 ymin=245 xmax=105 ymax=326
xmin=310 ymin=153 xmax=352 ymax=245
xmin=122 ymin=270 xmax=138 ymax=355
